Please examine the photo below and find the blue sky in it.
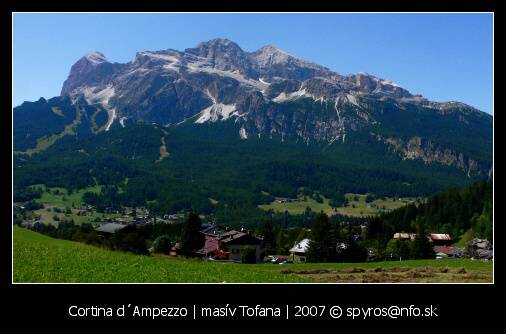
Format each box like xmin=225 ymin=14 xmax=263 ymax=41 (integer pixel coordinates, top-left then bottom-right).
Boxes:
xmin=13 ymin=13 xmax=493 ymax=114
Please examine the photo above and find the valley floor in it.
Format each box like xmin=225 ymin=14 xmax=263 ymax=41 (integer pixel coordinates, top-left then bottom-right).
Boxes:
xmin=13 ymin=227 xmax=492 ymax=283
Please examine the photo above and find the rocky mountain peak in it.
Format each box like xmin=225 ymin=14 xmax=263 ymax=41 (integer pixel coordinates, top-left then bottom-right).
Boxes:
xmin=83 ymin=51 xmax=108 ymax=65
xmin=252 ymin=44 xmax=291 ymax=68
xmin=61 ymin=51 xmax=114 ymax=96
xmin=258 ymin=44 xmax=286 ymax=53
xmin=186 ymin=38 xmax=245 ymax=59
xmin=347 ymin=72 xmax=412 ymax=98
xmin=184 ymin=38 xmax=253 ymax=76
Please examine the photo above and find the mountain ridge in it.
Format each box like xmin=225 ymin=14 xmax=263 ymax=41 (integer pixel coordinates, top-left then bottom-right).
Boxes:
xmin=15 ymin=38 xmax=492 ymax=194
xmin=59 ymin=38 xmax=487 ymax=119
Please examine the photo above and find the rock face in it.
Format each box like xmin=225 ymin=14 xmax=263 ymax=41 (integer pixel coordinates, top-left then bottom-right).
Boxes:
xmin=59 ymin=38 xmax=492 ymax=176
xmin=465 ymin=238 xmax=493 ymax=259
xmin=60 ymin=38 xmax=417 ymax=128
xmin=378 ymin=135 xmax=483 ymax=176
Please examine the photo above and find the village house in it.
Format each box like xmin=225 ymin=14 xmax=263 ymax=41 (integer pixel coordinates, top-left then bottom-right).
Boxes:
xmin=289 ymin=238 xmax=310 ymax=263
xmin=219 ymin=230 xmax=263 ymax=263
xmin=429 ymin=233 xmax=452 ymax=246
xmin=393 ymin=232 xmax=417 ymax=241
xmin=76 ymin=209 xmax=87 ymax=216
xmin=115 ymin=217 xmax=130 ymax=224
xmin=392 ymin=232 xmax=459 ymax=259
xmin=434 ymin=245 xmax=462 ymax=259
xmin=164 ymin=213 xmax=185 ymax=221
xmin=13 ymin=203 xmax=26 ymax=212
xmin=95 ymin=222 xmax=127 ymax=236
xmin=195 ymin=226 xmax=263 ymax=263
xmin=274 ymin=198 xmax=297 ymax=204
xmin=200 ymin=223 xmax=228 ymax=238
xmin=196 ymin=236 xmax=230 ymax=260
xmin=80 ymin=204 xmax=94 ymax=211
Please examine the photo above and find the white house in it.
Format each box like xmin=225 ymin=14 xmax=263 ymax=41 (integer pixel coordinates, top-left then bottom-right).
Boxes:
xmin=289 ymin=238 xmax=311 ymax=263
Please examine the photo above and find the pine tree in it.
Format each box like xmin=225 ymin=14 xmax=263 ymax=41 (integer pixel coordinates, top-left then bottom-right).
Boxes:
xmin=260 ymin=219 xmax=276 ymax=254
xmin=180 ymin=212 xmax=205 ymax=255
xmin=306 ymin=212 xmax=334 ymax=262
xmin=410 ymin=218 xmax=435 ymax=259
xmin=473 ymin=200 xmax=492 ymax=242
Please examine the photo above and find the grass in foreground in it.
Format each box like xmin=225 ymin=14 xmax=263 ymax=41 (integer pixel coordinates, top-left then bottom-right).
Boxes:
xmin=13 ymin=227 xmax=309 ymax=283
xmin=13 ymin=227 xmax=492 ymax=283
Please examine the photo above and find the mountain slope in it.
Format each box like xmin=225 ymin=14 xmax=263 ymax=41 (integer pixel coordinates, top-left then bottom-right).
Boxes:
xmin=54 ymin=38 xmax=493 ymax=176
xmin=13 ymin=39 xmax=492 ymax=221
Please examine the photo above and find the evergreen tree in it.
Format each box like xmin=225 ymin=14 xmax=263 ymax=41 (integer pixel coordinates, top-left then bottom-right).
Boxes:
xmin=338 ymin=235 xmax=368 ymax=262
xmin=473 ymin=200 xmax=492 ymax=242
xmin=385 ymin=239 xmax=411 ymax=260
xmin=260 ymin=219 xmax=276 ymax=254
xmin=410 ymin=218 xmax=435 ymax=259
xmin=330 ymin=192 xmax=346 ymax=208
xmin=180 ymin=213 xmax=205 ymax=255
xmin=306 ymin=212 xmax=334 ymax=262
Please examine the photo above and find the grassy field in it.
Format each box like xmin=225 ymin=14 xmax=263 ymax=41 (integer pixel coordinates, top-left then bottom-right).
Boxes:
xmin=259 ymin=193 xmax=417 ymax=217
xmin=31 ymin=205 xmax=122 ymax=225
xmin=13 ymin=227 xmax=308 ymax=283
xmin=27 ymin=184 xmax=124 ymax=225
xmin=33 ymin=184 xmax=102 ymax=207
xmin=259 ymin=197 xmax=335 ymax=215
xmin=13 ymin=227 xmax=492 ymax=283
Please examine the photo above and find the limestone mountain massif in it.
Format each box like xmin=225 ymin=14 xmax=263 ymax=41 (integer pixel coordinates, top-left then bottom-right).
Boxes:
xmin=15 ymin=38 xmax=492 ymax=180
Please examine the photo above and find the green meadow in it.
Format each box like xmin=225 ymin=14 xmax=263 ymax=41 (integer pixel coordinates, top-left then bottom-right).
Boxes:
xmin=13 ymin=227 xmax=492 ymax=283
xmin=33 ymin=184 xmax=102 ymax=207
xmin=259 ymin=193 xmax=417 ymax=217
xmin=26 ymin=184 xmax=124 ymax=225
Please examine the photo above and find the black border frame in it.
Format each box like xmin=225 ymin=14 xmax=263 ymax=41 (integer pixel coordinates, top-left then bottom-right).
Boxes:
xmin=3 ymin=1 xmax=500 ymax=327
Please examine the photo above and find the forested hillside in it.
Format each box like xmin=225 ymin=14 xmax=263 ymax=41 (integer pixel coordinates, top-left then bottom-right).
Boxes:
xmin=367 ymin=180 xmax=493 ymax=248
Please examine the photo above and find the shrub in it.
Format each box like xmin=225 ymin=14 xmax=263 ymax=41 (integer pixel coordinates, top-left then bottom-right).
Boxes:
xmin=241 ymin=246 xmax=257 ymax=264
xmin=330 ymin=193 xmax=346 ymax=207
xmin=111 ymin=227 xmax=148 ymax=255
xmin=314 ymin=194 xmax=324 ymax=204
xmin=365 ymin=194 xmax=376 ymax=203
xmin=153 ymin=235 xmax=172 ymax=254
xmin=25 ymin=201 xmax=43 ymax=211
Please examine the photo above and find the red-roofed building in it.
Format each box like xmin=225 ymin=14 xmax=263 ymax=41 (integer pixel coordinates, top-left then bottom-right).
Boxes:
xmin=429 ymin=233 xmax=452 ymax=246
xmin=434 ymin=245 xmax=453 ymax=255
xmin=197 ymin=236 xmax=222 ymax=257
xmin=195 ymin=231 xmax=263 ymax=262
